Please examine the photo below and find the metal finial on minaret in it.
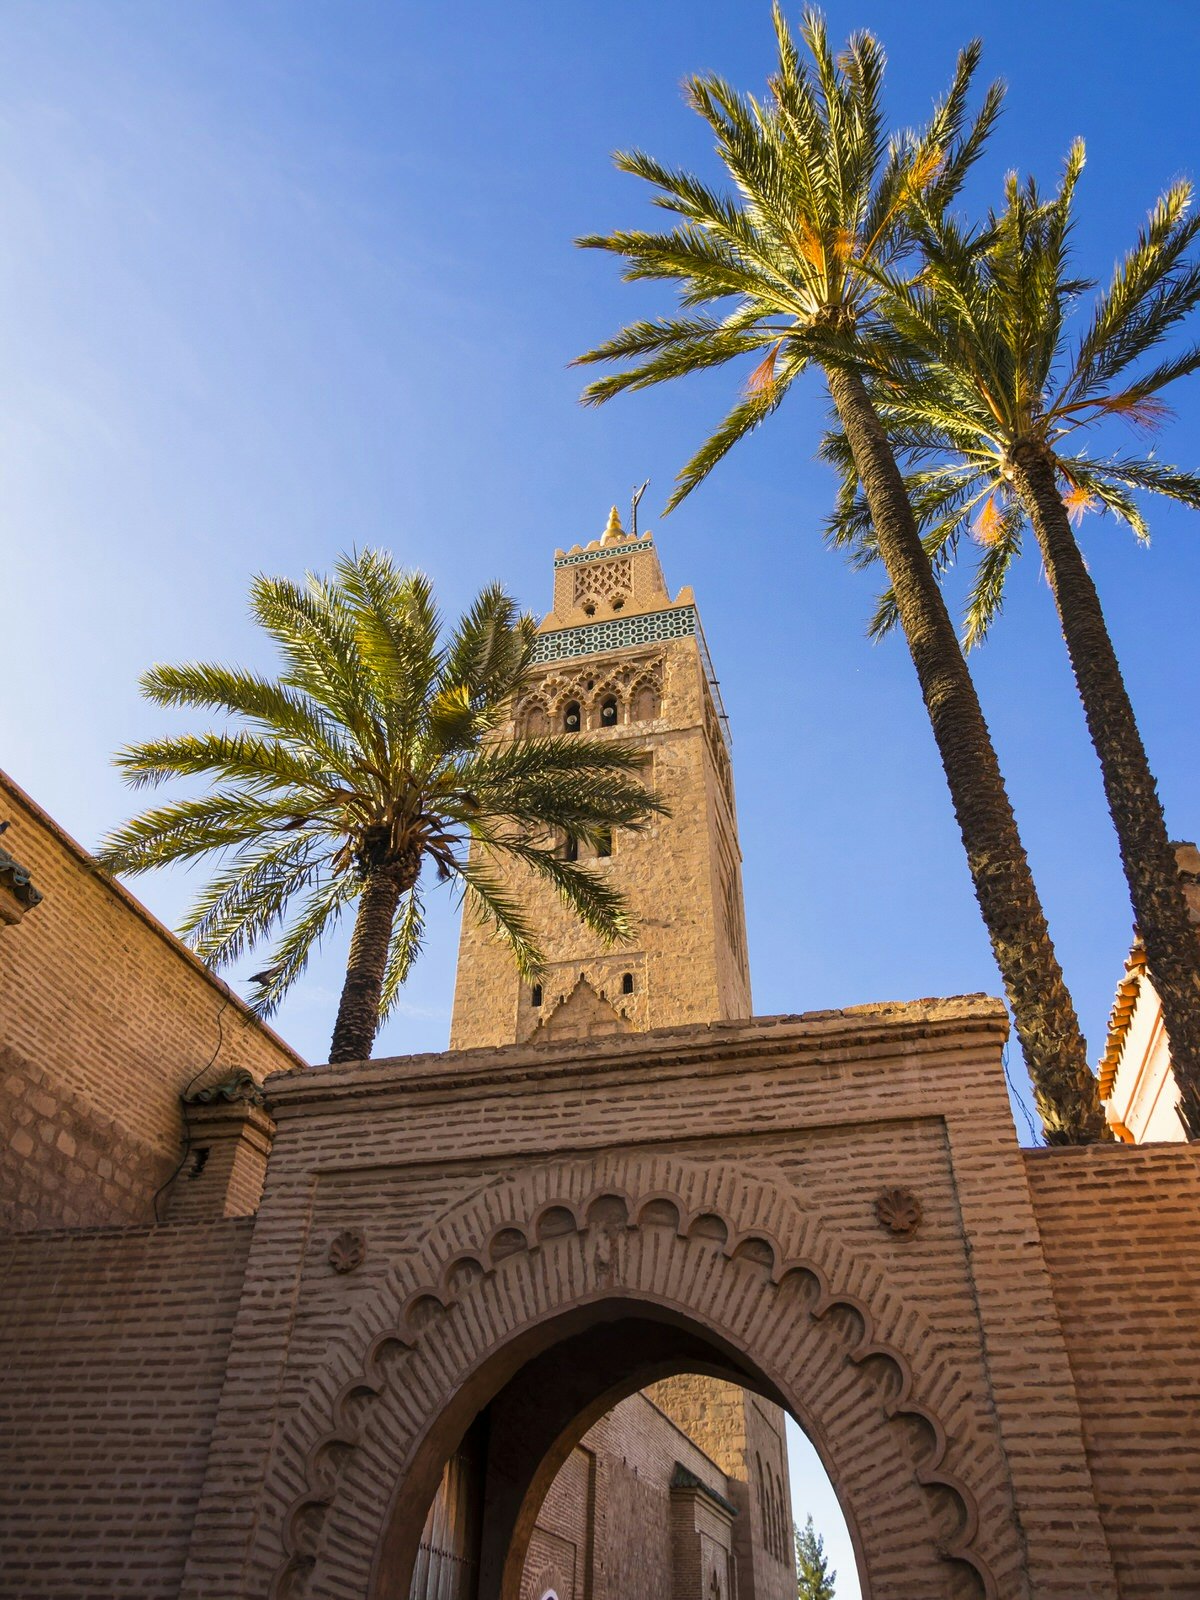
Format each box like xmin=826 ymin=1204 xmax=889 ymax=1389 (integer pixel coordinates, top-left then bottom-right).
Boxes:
xmin=631 ymin=478 xmax=650 ymax=538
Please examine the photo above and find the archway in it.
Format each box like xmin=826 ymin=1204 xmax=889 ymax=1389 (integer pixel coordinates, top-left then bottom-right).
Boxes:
xmin=259 ymin=1155 xmax=1021 ymax=1600
xmin=403 ymin=1308 xmax=800 ymax=1600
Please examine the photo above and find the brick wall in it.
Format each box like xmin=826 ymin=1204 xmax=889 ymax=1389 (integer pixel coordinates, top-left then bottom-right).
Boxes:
xmin=1026 ymin=1143 xmax=1200 ymax=1600
xmin=0 ymin=1217 xmax=253 ymax=1597
xmin=644 ymin=1378 xmax=794 ymax=1600
xmin=0 ymin=771 xmax=302 ymax=1229
xmin=523 ymin=1443 xmax=592 ymax=1599
xmin=523 ymin=1390 xmax=734 ymax=1600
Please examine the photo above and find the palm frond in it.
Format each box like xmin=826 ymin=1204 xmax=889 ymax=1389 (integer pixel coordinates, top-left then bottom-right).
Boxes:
xmin=455 ymin=857 xmax=545 ymax=979
xmin=250 ymin=572 xmax=381 ymax=758
xmin=140 ymin=662 xmax=356 ymax=773
xmin=377 ymin=888 xmax=426 ymax=1020
xmin=96 ymin=789 xmax=320 ymax=874
xmin=245 ymin=871 xmax=360 ymax=1017
xmin=112 ymin=729 xmax=351 ymax=798
xmin=488 ymin=839 xmax=634 ymax=947
xmin=334 ymin=552 xmax=439 ymax=754
xmin=1057 ymin=459 xmax=1152 ymax=540
xmin=179 ymin=834 xmax=322 ymax=969
xmin=666 ymin=380 xmax=793 ymax=511
xmin=1064 ymin=179 xmax=1200 ymax=403
xmin=962 ymin=503 xmax=1023 ymax=649
xmin=439 ymin=582 xmax=535 ymax=706
xmin=1069 ymin=453 xmax=1200 ymax=508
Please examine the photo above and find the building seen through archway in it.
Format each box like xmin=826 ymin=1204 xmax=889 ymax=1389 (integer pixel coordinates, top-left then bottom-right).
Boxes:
xmin=410 ymin=1348 xmax=804 ymax=1600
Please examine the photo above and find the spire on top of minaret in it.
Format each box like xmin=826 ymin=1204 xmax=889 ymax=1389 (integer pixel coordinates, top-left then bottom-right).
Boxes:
xmin=601 ymin=505 xmax=625 ymax=543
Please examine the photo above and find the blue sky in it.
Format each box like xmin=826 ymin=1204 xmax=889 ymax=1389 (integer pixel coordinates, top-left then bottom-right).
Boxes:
xmin=3 ymin=3 xmax=1199 ymax=1582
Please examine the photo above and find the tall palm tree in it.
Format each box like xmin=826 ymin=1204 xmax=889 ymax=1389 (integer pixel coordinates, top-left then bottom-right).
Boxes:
xmin=97 ymin=551 xmax=666 ymax=1064
xmin=829 ymin=146 xmax=1200 ymax=1135
xmin=574 ymin=6 xmax=1102 ymax=1140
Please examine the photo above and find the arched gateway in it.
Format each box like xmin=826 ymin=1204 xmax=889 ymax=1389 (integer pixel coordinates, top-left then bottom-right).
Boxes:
xmin=177 ymin=997 xmax=1122 ymax=1600
xmin=173 ymin=511 xmax=1126 ymax=1600
xmin=274 ymin=1149 xmax=1005 ymax=1599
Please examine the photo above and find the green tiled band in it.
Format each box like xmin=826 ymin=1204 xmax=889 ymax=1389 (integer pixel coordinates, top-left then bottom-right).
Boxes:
xmin=531 ymin=605 xmax=698 ymax=662
xmin=552 ymin=542 xmax=644 ymax=569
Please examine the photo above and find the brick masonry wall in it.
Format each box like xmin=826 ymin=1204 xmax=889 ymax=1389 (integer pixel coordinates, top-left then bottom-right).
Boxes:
xmin=1025 ymin=1143 xmax=1200 ymax=1600
xmin=644 ymin=1377 xmax=794 ymax=1600
xmin=0 ymin=771 xmax=302 ymax=1229
xmin=593 ymin=1398 xmax=732 ymax=1600
xmin=0 ymin=1217 xmax=253 ymax=1598
xmin=523 ymin=1390 xmax=732 ymax=1600
xmin=523 ymin=1442 xmax=591 ymax=1600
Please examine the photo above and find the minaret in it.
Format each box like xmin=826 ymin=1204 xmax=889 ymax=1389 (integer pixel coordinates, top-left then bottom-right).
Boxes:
xmin=449 ymin=506 xmax=751 ymax=1049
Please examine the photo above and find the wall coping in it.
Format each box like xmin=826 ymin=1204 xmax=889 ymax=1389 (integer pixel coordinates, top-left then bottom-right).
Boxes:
xmin=264 ymin=995 xmax=1009 ymax=1115
xmin=670 ymin=1462 xmax=738 ymax=1520
xmin=0 ymin=1214 xmax=257 ymax=1246
xmin=0 ymin=766 xmax=307 ymax=1073
xmin=1023 ymin=1140 xmax=1199 ymax=1165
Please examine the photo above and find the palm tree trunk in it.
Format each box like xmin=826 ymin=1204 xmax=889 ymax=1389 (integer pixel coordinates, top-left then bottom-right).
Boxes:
xmin=329 ymin=862 xmax=411 ymax=1063
xmin=1010 ymin=442 xmax=1200 ymax=1138
xmin=826 ymin=364 xmax=1103 ymax=1142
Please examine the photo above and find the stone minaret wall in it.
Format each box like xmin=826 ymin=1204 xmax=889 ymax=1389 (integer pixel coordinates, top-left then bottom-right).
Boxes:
xmin=450 ymin=509 xmax=751 ymax=1049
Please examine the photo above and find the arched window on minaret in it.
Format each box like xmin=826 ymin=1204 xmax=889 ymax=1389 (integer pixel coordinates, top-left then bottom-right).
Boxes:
xmin=600 ymin=693 xmax=619 ymax=727
xmin=520 ymin=700 xmax=549 ymax=737
xmin=622 ymin=972 xmax=634 ymax=995
xmin=561 ymin=833 xmax=579 ymax=863
xmin=531 ymin=983 xmax=543 ymax=1009
xmin=563 ymin=700 xmax=581 ymax=733
xmin=630 ymin=681 xmax=660 ymax=722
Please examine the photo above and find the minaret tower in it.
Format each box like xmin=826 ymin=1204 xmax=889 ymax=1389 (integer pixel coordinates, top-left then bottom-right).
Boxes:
xmin=450 ymin=504 xmax=750 ymax=1048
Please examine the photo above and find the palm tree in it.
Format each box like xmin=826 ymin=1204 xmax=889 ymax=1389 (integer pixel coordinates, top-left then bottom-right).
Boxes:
xmin=97 ymin=551 xmax=666 ymax=1064
xmin=829 ymin=146 xmax=1200 ymax=1135
xmin=574 ymin=6 xmax=1102 ymax=1140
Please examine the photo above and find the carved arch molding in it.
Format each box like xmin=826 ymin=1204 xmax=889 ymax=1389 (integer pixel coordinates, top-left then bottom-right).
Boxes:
xmin=515 ymin=653 xmax=664 ymax=734
xmin=258 ymin=1153 xmax=1020 ymax=1600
